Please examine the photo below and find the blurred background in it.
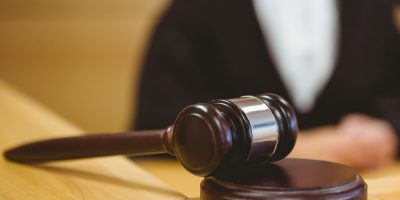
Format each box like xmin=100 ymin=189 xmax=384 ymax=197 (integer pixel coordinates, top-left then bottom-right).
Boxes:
xmin=0 ymin=0 xmax=399 ymax=133
xmin=0 ymin=0 xmax=171 ymax=132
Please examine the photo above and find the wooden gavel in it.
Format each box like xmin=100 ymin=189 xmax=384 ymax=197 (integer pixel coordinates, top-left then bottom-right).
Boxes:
xmin=4 ymin=93 xmax=297 ymax=177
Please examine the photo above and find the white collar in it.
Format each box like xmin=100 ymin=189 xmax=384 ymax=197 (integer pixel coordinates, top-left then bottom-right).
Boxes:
xmin=253 ymin=0 xmax=339 ymax=113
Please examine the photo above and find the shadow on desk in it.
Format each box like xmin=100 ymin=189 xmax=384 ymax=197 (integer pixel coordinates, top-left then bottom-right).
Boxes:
xmin=132 ymin=155 xmax=203 ymax=198
xmin=31 ymin=164 xmax=184 ymax=198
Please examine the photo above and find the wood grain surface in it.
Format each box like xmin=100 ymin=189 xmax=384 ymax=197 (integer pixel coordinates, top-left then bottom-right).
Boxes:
xmin=0 ymin=79 xmax=185 ymax=200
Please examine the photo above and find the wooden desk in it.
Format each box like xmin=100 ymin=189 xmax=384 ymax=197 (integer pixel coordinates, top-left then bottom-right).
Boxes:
xmin=2 ymin=78 xmax=400 ymax=199
xmin=0 ymin=79 xmax=184 ymax=200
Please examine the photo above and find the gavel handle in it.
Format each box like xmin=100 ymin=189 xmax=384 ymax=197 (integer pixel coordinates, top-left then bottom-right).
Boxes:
xmin=4 ymin=129 xmax=173 ymax=164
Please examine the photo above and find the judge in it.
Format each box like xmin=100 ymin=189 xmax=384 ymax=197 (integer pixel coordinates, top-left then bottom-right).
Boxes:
xmin=134 ymin=0 xmax=400 ymax=170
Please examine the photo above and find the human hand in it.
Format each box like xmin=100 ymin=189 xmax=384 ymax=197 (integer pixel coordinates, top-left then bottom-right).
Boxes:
xmin=289 ymin=113 xmax=398 ymax=170
xmin=335 ymin=113 xmax=398 ymax=170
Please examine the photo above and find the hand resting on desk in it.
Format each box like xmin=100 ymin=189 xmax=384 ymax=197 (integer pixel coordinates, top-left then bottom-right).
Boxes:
xmin=289 ymin=113 xmax=398 ymax=170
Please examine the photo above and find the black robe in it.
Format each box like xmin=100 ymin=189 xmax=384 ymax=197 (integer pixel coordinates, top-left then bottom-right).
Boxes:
xmin=134 ymin=0 xmax=400 ymax=141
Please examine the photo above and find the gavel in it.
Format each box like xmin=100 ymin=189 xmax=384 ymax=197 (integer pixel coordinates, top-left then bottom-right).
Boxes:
xmin=4 ymin=93 xmax=297 ymax=177
xmin=4 ymin=93 xmax=368 ymax=199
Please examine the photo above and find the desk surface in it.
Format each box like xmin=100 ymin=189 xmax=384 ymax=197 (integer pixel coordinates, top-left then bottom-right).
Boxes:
xmin=0 ymin=79 xmax=185 ymax=200
xmin=1 ymin=78 xmax=400 ymax=199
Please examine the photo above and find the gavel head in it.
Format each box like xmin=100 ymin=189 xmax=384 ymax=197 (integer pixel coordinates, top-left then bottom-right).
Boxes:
xmin=171 ymin=93 xmax=297 ymax=177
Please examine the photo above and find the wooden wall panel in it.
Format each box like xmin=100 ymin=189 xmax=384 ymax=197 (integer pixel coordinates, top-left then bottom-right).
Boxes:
xmin=0 ymin=0 xmax=171 ymax=132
